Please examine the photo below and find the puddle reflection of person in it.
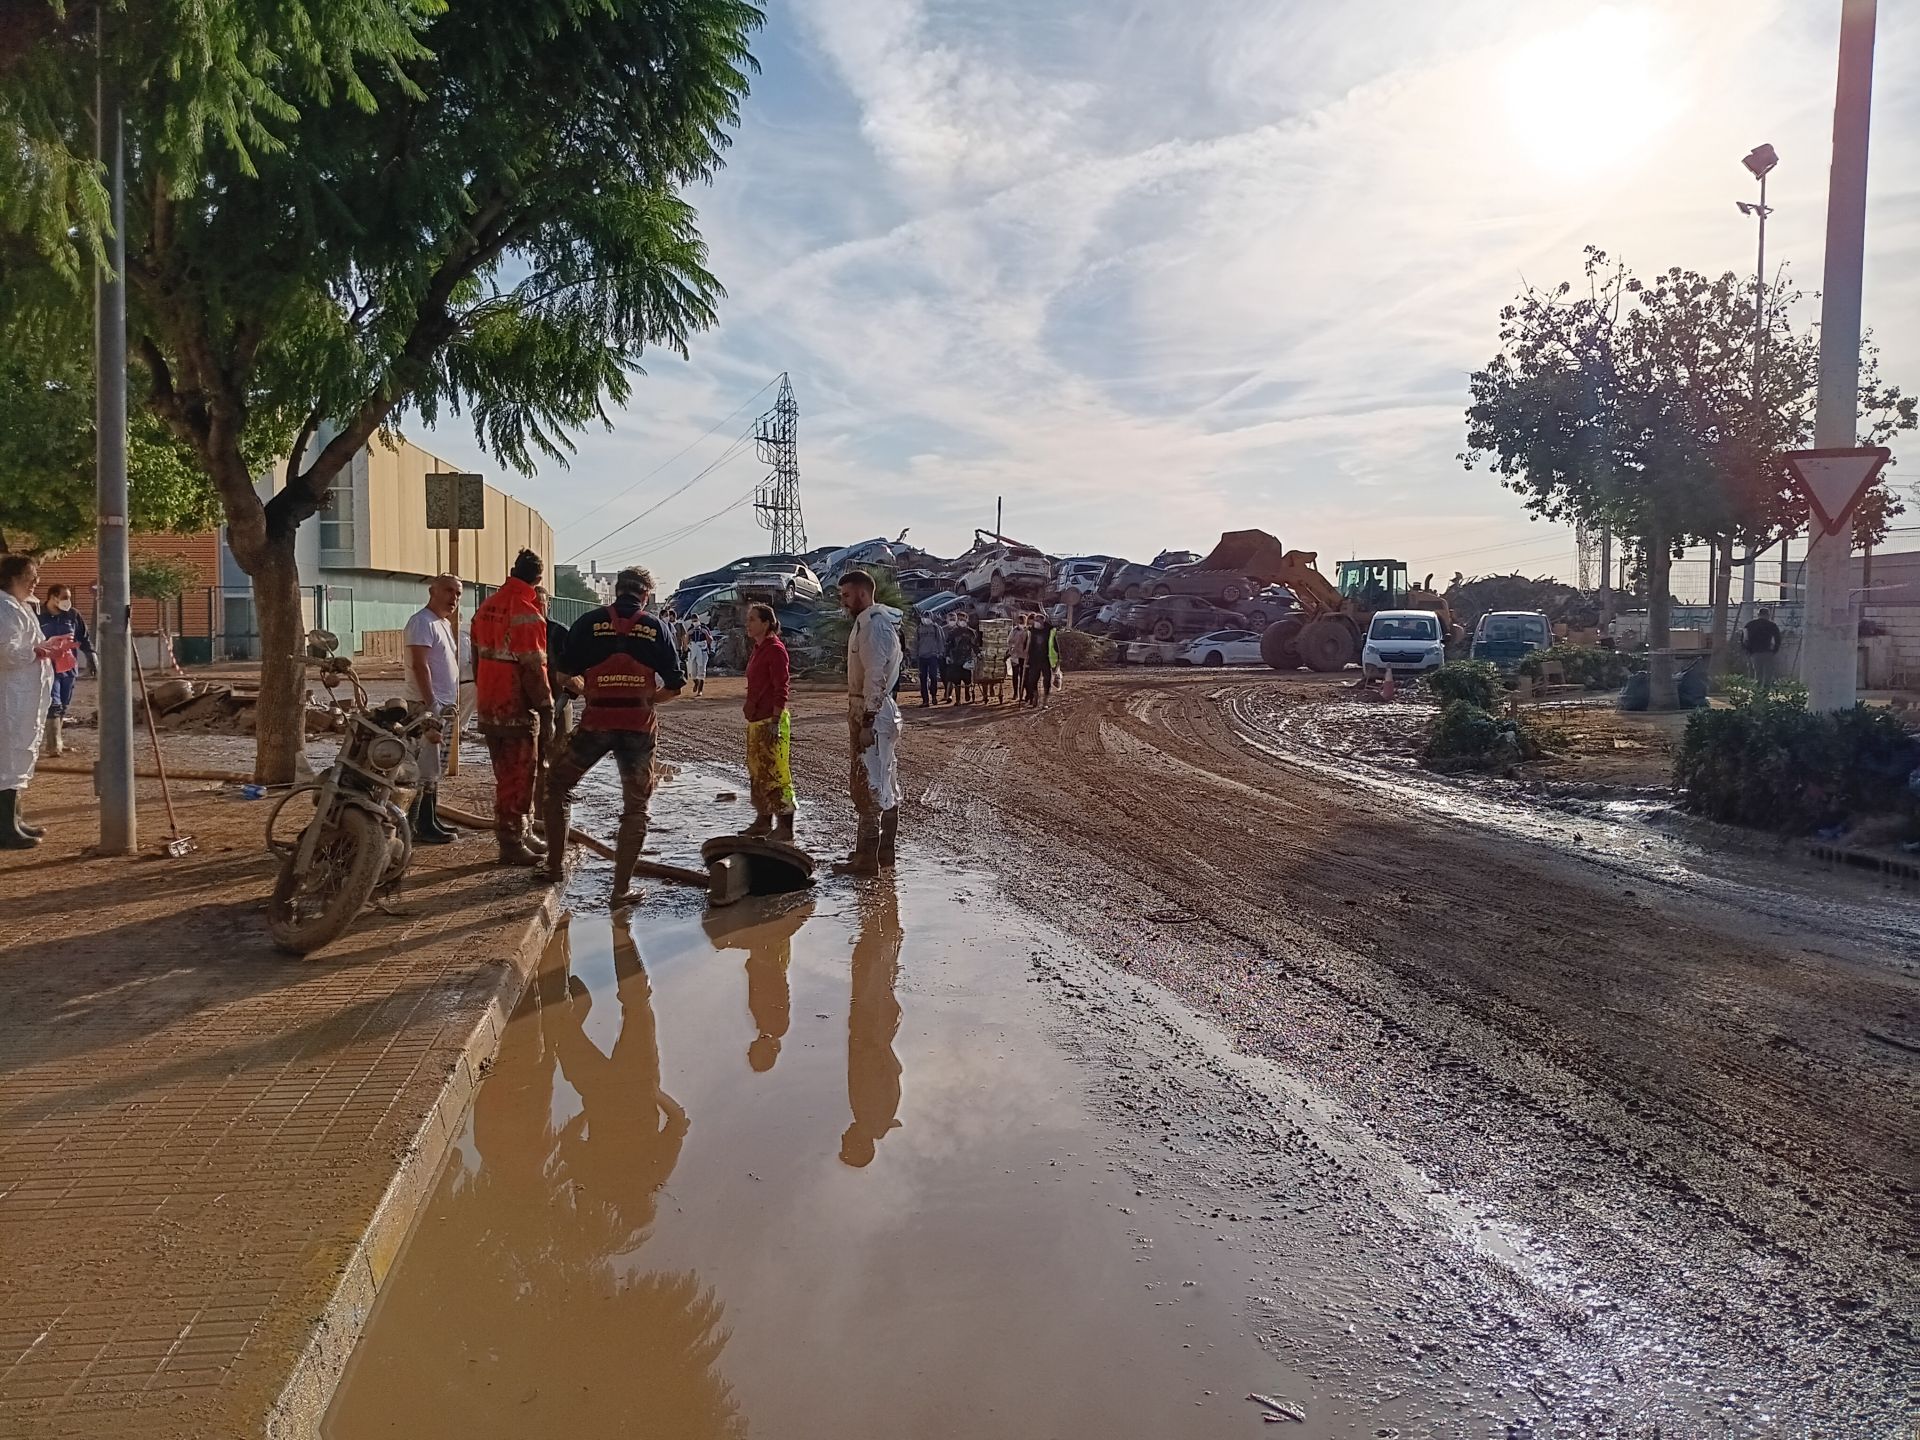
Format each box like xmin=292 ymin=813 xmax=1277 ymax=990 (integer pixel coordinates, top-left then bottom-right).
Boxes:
xmin=841 ymin=880 xmax=904 ymax=1168
xmin=553 ymin=911 xmax=689 ymax=1246
xmin=703 ymin=898 xmax=815 ymax=1074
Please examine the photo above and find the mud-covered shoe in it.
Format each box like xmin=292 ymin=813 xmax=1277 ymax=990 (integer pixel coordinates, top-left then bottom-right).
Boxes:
xmin=877 ymin=807 xmax=898 ymax=868
xmin=772 ymin=812 xmax=795 ymax=844
xmin=496 ymin=832 xmax=541 ymax=867
xmin=738 ymin=815 xmax=774 ymax=838
xmin=831 ymin=838 xmax=881 ymax=877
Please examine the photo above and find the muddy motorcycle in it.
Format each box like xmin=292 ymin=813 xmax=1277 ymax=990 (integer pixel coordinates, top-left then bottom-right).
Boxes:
xmin=265 ymin=643 xmax=440 ymax=955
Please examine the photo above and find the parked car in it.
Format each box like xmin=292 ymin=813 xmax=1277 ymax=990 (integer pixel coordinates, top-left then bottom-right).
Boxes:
xmin=1361 ymin=610 xmax=1447 ymax=679
xmin=1152 ymin=549 xmax=1202 ymax=569
xmin=734 ymin=559 xmax=823 ymax=606
xmin=893 ymin=568 xmax=950 ymax=603
xmin=962 ymin=542 xmax=1053 ymax=598
xmin=1470 ymin=610 xmax=1552 ymax=671
xmin=1113 ymin=595 xmax=1244 ymax=643
xmin=1103 ymin=562 xmax=1168 ymax=601
xmin=913 ymin=591 xmax=972 ymax=620
xmin=1177 ymin=629 xmax=1266 ymax=666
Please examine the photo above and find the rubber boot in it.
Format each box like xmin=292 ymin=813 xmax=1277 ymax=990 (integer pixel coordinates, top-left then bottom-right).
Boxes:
xmin=15 ymin=790 xmax=45 ymax=840
xmin=519 ymin=818 xmax=548 ymax=859
xmin=877 ymin=807 xmax=899 ymax=868
xmin=497 ymin=827 xmax=541 ymax=867
xmin=418 ymin=788 xmax=457 ymax=842
xmin=739 ymin=813 xmax=774 ymax=838
xmin=540 ymin=794 xmax=570 ymax=883
xmin=772 ymin=811 xmax=795 ymax=844
xmin=0 ymin=791 xmax=39 ymax=850
xmin=609 ymin=814 xmax=647 ymax=908
xmin=411 ymin=790 xmax=453 ymax=847
xmin=832 ymin=820 xmax=882 ymax=877
xmin=41 ymin=714 xmax=63 ymax=759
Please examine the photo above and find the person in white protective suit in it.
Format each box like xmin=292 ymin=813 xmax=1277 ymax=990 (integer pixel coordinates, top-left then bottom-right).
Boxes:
xmin=834 ymin=570 xmax=902 ymax=876
xmin=0 ymin=554 xmax=57 ymax=849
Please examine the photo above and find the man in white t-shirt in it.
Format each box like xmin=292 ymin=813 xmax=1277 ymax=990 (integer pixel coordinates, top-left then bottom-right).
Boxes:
xmin=403 ymin=574 xmax=463 ymax=845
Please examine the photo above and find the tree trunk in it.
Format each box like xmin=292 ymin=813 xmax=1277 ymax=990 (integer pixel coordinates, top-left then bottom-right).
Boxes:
xmin=1645 ymin=527 xmax=1677 ymax=710
xmin=1708 ymin=535 xmax=1736 ymax=676
xmin=248 ymin=534 xmax=308 ymax=784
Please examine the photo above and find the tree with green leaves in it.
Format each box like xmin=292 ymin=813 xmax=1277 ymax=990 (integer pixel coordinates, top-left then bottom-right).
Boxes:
xmin=1463 ymin=248 xmax=1912 ymax=705
xmin=3 ymin=0 xmax=762 ymax=780
xmin=0 ymin=352 xmax=222 ymax=554
xmin=551 ymin=566 xmax=599 ymax=605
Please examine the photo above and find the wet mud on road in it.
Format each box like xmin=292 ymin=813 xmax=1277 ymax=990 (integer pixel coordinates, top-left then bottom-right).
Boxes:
xmin=648 ymin=673 xmax=1917 ymax=1436
xmin=330 ymin=768 xmax=1359 ymax=1438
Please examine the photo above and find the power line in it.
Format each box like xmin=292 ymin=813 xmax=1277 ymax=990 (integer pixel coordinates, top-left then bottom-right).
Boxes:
xmin=562 ymin=429 xmax=757 ymax=565
xmin=554 ymin=375 xmax=779 ymax=538
xmin=621 ymin=486 xmax=762 ymax=563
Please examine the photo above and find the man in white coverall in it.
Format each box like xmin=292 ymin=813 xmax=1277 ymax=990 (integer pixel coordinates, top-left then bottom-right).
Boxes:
xmin=834 ymin=569 xmax=901 ymax=876
xmin=0 ymin=554 xmax=56 ymax=849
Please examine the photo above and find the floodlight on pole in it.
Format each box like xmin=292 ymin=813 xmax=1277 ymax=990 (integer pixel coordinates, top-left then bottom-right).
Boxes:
xmin=1742 ymin=142 xmax=1779 ymax=178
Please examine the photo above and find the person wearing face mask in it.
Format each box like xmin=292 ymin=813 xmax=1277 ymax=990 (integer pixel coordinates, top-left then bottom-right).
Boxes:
xmin=36 ymin=583 xmax=93 ymax=758
xmin=1 ymin=554 xmax=58 ymax=847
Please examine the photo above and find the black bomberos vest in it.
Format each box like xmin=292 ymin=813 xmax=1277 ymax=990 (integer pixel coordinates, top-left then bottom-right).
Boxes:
xmin=580 ymin=610 xmax=660 ymax=732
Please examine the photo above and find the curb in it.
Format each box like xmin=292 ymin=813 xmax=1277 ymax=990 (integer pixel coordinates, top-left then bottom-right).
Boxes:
xmin=263 ymin=883 xmax=564 ymax=1439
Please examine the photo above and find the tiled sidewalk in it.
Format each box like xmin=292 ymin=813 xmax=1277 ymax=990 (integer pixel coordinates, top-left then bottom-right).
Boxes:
xmin=0 ymin=768 xmax=556 ymax=1439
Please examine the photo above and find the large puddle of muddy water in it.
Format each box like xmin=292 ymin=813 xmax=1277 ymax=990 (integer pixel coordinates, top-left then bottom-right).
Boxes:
xmin=325 ymin=767 xmax=1354 ymax=1439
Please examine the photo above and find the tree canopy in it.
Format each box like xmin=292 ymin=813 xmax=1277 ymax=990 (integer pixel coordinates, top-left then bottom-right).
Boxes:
xmin=1462 ymin=247 xmax=1914 ymax=561
xmin=2 ymin=0 xmax=763 ymax=779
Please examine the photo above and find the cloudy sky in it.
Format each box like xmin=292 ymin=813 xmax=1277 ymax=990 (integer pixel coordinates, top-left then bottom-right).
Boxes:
xmin=423 ymin=0 xmax=1920 ymax=592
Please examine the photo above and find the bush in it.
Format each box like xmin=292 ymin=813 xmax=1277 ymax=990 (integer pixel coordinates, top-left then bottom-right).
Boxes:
xmin=1518 ymin=644 xmax=1643 ymax=690
xmin=1673 ymin=688 xmax=1920 ymax=833
xmin=1423 ymin=699 xmax=1543 ymax=771
xmin=1054 ymin=628 xmax=1114 ymax=671
xmin=1425 ymin=660 xmax=1502 ymax=709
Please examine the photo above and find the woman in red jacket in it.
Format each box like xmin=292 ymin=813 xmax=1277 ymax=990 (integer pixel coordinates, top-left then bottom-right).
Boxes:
xmin=742 ymin=603 xmax=797 ymax=841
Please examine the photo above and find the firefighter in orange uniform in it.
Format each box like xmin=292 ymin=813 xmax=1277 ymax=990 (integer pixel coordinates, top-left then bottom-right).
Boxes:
xmin=469 ymin=549 xmax=554 ymax=866
xmin=542 ymin=566 xmax=684 ymax=905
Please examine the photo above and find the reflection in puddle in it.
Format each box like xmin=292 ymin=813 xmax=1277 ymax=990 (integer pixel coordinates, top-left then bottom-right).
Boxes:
xmin=327 ymin=854 xmax=1292 ymax=1440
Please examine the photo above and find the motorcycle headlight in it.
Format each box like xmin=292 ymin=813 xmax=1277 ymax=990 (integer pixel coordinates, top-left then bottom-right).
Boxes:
xmin=366 ymin=734 xmax=408 ymax=771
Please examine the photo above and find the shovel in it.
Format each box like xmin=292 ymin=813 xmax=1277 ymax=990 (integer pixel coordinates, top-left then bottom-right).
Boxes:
xmin=130 ymin=636 xmax=196 ymax=858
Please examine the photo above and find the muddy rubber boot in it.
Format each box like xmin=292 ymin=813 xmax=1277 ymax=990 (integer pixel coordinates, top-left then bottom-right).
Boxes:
xmin=418 ymin=789 xmax=457 ymax=842
xmin=609 ymin=815 xmax=647 ymax=908
xmin=539 ymin=796 xmax=569 ymax=883
xmin=772 ymin=811 xmax=795 ymax=844
xmin=410 ymin=792 xmax=453 ymax=846
xmin=40 ymin=714 xmax=63 ymax=758
xmin=0 ymin=791 xmax=40 ymax=851
xmin=519 ymin=819 xmax=549 ymax=860
xmin=739 ymin=813 xmax=774 ymax=838
xmin=877 ymin=807 xmax=899 ymax=868
xmin=496 ymin=828 xmax=541 ymax=867
xmin=832 ymin=821 xmax=882 ymax=877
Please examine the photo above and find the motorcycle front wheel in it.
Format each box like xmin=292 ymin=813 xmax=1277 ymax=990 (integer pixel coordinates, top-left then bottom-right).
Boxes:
xmin=268 ymin=807 xmax=388 ymax=955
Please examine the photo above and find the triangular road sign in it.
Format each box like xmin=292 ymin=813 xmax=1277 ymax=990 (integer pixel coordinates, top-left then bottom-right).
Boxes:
xmin=1782 ymin=446 xmax=1892 ymax=535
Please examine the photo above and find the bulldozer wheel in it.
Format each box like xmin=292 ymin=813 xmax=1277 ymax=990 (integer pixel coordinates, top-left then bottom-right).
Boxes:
xmin=1259 ymin=617 xmax=1305 ymax=671
xmin=1299 ymin=617 xmax=1356 ymax=673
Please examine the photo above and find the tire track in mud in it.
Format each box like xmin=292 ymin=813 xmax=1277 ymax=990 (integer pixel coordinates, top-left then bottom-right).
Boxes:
xmin=661 ymin=678 xmax=1916 ymax=1435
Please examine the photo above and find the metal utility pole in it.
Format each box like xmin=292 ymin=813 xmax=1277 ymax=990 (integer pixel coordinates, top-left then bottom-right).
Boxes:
xmin=752 ymin=373 xmax=806 ymax=555
xmin=1737 ymin=143 xmax=1778 ymax=610
xmin=95 ymin=16 xmax=135 ymax=854
xmin=1802 ymin=0 xmax=1877 ymax=712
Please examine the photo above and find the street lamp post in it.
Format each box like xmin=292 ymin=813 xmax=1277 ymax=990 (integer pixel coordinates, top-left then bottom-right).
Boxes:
xmin=1737 ymin=142 xmax=1776 ymax=612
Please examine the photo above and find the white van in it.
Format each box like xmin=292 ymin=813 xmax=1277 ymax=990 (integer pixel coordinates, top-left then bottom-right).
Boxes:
xmin=1361 ymin=610 xmax=1446 ymax=679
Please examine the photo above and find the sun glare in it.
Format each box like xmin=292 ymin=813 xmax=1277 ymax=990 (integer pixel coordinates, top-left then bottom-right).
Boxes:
xmin=1501 ymin=6 xmax=1676 ymax=176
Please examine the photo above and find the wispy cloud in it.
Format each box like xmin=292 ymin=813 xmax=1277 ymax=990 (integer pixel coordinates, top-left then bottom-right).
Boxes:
xmin=424 ymin=0 xmax=1920 ymax=585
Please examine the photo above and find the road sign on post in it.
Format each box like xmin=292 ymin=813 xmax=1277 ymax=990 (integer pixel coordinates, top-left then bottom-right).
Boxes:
xmin=1782 ymin=447 xmax=1891 ymax=536
xmin=425 ymin=472 xmax=486 ymax=532
xmin=425 ymin=472 xmax=483 ymax=777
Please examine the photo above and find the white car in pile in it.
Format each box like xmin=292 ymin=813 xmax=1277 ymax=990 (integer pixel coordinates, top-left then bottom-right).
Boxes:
xmin=1178 ymin=629 xmax=1266 ymax=666
xmin=1361 ymin=610 xmax=1447 ymax=679
xmin=962 ymin=543 xmax=1053 ymax=598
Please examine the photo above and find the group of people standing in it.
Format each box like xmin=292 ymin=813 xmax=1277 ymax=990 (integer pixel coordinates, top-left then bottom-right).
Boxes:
xmin=0 ymin=553 xmax=95 ymax=849
xmin=912 ymin=608 xmax=1056 ymax=709
xmin=431 ymin=551 xmax=898 ymax=900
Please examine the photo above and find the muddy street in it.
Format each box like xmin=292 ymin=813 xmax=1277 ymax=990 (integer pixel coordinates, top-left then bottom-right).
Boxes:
xmin=330 ymin=672 xmax=1915 ymax=1438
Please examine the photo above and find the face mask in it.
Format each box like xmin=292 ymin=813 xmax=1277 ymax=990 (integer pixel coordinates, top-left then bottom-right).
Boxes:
xmin=48 ymin=597 xmax=67 ymax=613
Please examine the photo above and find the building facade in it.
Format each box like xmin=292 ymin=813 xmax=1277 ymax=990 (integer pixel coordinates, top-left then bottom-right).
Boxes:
xmin=49 ymin=436 xmax=562 ymax=662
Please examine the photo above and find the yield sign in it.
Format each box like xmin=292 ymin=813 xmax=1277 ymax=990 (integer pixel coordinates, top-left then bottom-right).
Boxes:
xmin=1782 ymin=446 xmax=1892 ymax=535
